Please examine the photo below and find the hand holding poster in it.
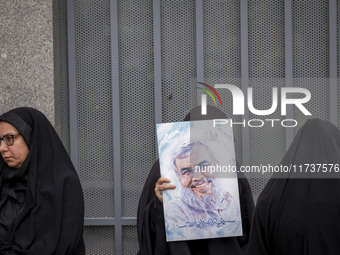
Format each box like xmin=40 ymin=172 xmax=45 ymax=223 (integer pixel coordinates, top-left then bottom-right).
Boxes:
xmin=156 ymin=119 xmax=242 ymax=242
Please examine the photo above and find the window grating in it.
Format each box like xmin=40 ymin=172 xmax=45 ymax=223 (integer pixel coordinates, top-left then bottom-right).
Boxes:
xmin=248 ymin=0 xmax=286 ymax=202
xmin=161 ymin=0 xmax=197 ymax=123
xmin=84 ymin=226 xmax=115 ymax=255
xmin=122 ymin=226 xmax=139 ymax=255
xmin=203 ymin=0 xmax=243 ymax=162
xmin=292 ymin=0 xmax=329 ymax=132
xmin=118 ymin=0 xmax=156 ymax=218
xmin=57 ymin=0 xmax=336 ymax=253
xmin=75 ymin=0 xmax=114 ymax=218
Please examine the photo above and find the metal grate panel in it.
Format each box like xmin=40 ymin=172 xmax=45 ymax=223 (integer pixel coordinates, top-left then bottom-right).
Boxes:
xmin=53 ymin=0 xmax=70 ymax=151
xmin=118 ymin=0 xmax=156 ymax=218
xmin=248 ymin=0 xmax=286 ymax=202
xmin=58 ymin=0 xmax=70 ymax=153
xmin=75 ymin=0 xmax=114 ymax=218
xmin=293 ymin=0 xmax=329 ymax=132
xmin=161 ymin=0 xmax=197 ymax=123
xmin=84 ymin=226 xmax=115 ymax=255
xmin=122 ymin=226 xmax=139 ymax=255
xmin=58 ymin=0 xmax=337 ymax=253
xmin=203 ymin=0 xmax=243 ymax=163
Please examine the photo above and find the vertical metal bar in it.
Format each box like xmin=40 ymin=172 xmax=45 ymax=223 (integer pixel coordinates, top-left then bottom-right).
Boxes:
xmin=110 ymin=0 xmax=122 ymax=253
xmin=285 ymin=0 xmax=294 ymax=150
xmin=196 ymin=0 xmax=204 ymax=105
xmin=240 ymin=0 xmax=250 ymax=167
xmin=67 ymin=0 xmax=79 ymax=171
xmin=154 ymin=0 xmax=162 ymax=159
xmin=154 ymin=0 xmax=162 ymax=125
xmin=329 ymin=0 xmax=338 ymax=125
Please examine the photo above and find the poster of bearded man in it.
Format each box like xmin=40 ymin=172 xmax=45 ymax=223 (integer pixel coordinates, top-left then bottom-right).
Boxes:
xmin=156 ymin=119 xmax=242 ymax=242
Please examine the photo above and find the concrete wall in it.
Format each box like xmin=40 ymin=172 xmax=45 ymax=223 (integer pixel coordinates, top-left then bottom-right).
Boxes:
xmin=0 ymin=0 xmax=54 ymax=124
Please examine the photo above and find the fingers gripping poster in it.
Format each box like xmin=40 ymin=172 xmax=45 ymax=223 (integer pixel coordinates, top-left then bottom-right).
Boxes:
xmin=156 ymin=120 xmax=242 ymax=242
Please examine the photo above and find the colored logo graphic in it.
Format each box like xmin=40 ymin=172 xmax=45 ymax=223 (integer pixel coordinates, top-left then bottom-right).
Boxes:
xmin=197 ymin=82 xmax=222 ymax=107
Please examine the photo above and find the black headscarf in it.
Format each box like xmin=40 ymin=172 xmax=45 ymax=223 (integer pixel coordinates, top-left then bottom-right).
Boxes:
xmin=248 ymin=119 xmax=340 ymax=255
xmin=137 ymin=105 xmax=255 ymax=255
xmin=0 ymin=107 xmax=85 ymax=255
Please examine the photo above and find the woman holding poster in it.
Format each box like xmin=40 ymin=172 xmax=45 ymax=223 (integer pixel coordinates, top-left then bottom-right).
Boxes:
xmin=137 ymin=105 xmax=254 ymax=255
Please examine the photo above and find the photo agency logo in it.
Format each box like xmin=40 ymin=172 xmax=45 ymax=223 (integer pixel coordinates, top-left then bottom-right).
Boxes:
xmin=197 ymin=82 xmax=312 ymax=128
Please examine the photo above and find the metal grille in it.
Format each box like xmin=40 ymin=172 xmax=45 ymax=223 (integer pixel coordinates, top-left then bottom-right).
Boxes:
xmin=161 ymin=0 xmax=197 ymax=123
xmin=122 ymin=226 xmax=139 ymax=255
xmin=53 ymin=0 xmax=70 ymax=151
xmin=292 ymin=0 xmax=329 ymax=132
xmin=248 ymin=0 xmax=286 ymax=202
xmin=84 ymin=226 xmax=115 ymax=255
xmin=118 ymin=0 xmax=155 ymax=219
xmin=57 ymin=0 xmax=70 ymax=153
xmin=75 ymin=0 xmax=114 ymax=218
xmin=203 ymin=0 xmax=243 ymax=162
xmin=57 ymin=0 xmax=337 ymax=253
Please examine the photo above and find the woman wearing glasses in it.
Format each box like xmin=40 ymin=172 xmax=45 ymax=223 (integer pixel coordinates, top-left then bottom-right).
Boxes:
xmin=0 ymin=107 xmax=85 ymax=254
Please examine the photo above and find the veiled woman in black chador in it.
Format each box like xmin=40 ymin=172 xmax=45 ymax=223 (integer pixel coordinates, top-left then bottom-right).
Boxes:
xmin=248 ymin=119 xmax=340 ymax=255
xmin=0 ymin=107 xmax=85 ymax=254
xmin=137 ymin=106 xmax=255 ymax=255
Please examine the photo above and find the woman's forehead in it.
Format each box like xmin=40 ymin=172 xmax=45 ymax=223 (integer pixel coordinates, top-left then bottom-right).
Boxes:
xmin=0 ymin=121 xmax=19 ymax=134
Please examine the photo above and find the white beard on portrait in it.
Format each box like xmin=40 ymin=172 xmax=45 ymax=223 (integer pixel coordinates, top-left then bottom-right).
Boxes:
xmin=181 ymin=178 xmax=232 ymax=217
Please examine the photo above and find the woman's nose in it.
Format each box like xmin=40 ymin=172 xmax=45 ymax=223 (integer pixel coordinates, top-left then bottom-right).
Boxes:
xmin=0 ymin=140 xmax=8 ymax=152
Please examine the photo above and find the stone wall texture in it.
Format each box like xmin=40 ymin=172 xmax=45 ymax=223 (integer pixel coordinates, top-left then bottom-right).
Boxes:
xmin=0 ymin=0 xmax=54 ymax=124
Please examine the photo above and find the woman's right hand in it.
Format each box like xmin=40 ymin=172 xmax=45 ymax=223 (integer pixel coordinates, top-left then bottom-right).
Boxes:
xmin=154 ymin=177 xmax=176 ymax=203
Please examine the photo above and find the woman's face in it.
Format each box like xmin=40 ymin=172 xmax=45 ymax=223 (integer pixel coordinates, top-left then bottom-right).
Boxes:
xmin=0 ymin=121 xmax=29 ymax=169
